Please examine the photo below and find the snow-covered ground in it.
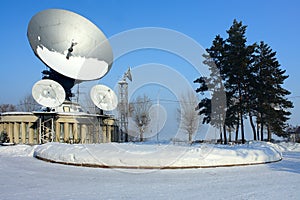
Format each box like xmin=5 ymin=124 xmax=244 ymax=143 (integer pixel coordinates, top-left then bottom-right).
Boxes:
xmin=0 ymin=142 xmax=300 ymax=199
xmin=31 ymin=142 xmax=283 ymax=168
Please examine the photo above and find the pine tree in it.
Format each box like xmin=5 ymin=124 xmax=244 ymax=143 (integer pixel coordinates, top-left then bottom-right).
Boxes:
xmin=224 ymin=19 xmax=255 ymax=143
xmin=253 ymin=41 xmax=293 ymax=140
xmin=195 ymin=20 xmax=254 ymax=144
xmin=194 ymin=35 xmax=227 ymax=143
xmin=195 ymin=20 xmax=292 ymax=143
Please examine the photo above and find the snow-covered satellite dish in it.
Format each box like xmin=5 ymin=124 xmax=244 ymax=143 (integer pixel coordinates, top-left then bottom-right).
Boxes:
xmin=90 ymin=85 xmax=118 ymax=111
xmin=32 ymin=79 xmax=66 ymax=107
xmin=27 ymin=9 xmax=113 ymax=81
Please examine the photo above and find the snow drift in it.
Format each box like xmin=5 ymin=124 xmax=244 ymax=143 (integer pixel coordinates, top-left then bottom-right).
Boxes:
xmin=2 ymin=142 xmax=295 ymax=169
xmin=30 ymin=141 xmax=284 ymax=169
xmin=0 ymin=144 xmax=37 ymax=157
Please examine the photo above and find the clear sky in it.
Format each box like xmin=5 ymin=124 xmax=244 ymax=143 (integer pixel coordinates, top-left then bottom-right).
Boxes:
xmin=1 ymin=0 xmax=299 ymax=126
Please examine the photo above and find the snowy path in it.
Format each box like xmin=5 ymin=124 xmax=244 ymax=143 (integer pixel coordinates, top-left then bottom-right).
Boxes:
xmin=0 ymin=151 xmax=299 ymax=199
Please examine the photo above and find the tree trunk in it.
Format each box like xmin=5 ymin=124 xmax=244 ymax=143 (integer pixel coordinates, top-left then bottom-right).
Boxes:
xmin=188 ymin=132 xmax=192 ymax=144
xmin=219 ymin=126 xmax=223 ymax=144
xmin=223 ymin=124 xmax=227 ymax=144
xmin=256 ymin=121 xmax=260 ymax=141
xmin=235 ymin=120 xmax=239 ymax=142
xmin=238 ymin=85 xmax=245 ymax=144
xmin=249 ymin=113 xmax=257 ymax=140
xmin=241 ymin=112 xmax=245 ymax=144
xmin=267 ymin=125 xmax=271 ymax=142
xmin=140 ymin=127 xmax=144 ymax=142
xmin=260 ymin=118 xmax=264 ymax=141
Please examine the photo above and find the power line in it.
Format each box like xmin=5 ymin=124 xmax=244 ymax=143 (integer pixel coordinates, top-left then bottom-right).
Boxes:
xmin=129 ymin=98 xmax=197 ymax=104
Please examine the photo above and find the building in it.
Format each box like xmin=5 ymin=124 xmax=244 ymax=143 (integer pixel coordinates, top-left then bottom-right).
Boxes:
xmin=0 ymin=110 xmax=119 ymax=145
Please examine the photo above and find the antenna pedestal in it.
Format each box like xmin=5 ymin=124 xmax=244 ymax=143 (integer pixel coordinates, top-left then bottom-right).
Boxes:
xmin=42 ymin=69 xmax=77 ymax=100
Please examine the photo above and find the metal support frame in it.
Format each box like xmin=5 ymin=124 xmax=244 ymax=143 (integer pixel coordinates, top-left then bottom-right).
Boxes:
xmin=118 ymin=80 xmax=129 ymax=142
xmin=38 ymin=115 xmax=55 ymax=144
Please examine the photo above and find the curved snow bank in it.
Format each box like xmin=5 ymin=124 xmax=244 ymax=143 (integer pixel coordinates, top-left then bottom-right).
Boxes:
xmin=273 ymin=142 xmax=300 ymax=152
xmin=33 ymin=142 xmax=282 ymax=169
xmin=0 ymin=145 xmax=37 ymax=157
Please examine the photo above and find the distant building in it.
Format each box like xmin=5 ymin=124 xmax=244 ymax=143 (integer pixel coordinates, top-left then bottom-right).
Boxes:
xmin=287 ymin=126 xmax=300 ymax=142
xmin=0 ymin=107 xmax=119 ymax=145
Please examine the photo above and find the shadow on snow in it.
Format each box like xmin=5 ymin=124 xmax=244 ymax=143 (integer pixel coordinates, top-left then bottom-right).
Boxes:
xmin=268 ymin=152 xmax=300 ymax=174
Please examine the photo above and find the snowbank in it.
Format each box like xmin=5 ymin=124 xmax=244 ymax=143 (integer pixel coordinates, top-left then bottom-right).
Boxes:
xmin=0 ymin=145 xmax=36 ymax=157
xmin=31 ymin=141 xmax=283 ymax=169
xmin=272 ymin=142 xmax=300 ymax=152
xmin=2 ymin=142 xmax=294 ymax=169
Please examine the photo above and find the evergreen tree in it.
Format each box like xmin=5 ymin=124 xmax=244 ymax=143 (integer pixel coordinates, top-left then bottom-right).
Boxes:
xmin=195 ymin=20 xmax=292 ymax=143
xmin=194 ymin=35 xmax=227 ymax=143
xmin=196 ymin=20 xmax=254 ymax=144
xmin=224 ymin=20 xmax=255 ymax=143
xmin=253 ymin=41 xmax=293 ymax=140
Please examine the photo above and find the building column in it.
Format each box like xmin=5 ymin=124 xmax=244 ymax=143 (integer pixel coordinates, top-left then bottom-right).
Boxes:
xmin=55 ymin=121 xmax=60 ymax=142
xmin=2 ymin=123 xmax=7 ymax=133
xmin=2 ymin=123 xmax=8 ymax=140
xmin=21 ymin=122 xmax=26 ymax=144
xmin=28 ymin=122 xmax=34 ymax=144
xmin=102 ymin=125 xmax=107 ymax=143
xmin=103 ymin=119 xmax=114 ymax=143
xmin=107 ymin=126 xmax=112 ymax=143
xmin=73 ymin=123 xmax=78 ymax=143
xmin=8 ymin=123 xmax=13 ymax=143
xmin=64 ymin=122 xmax=69 ymax=143
xmin=81 ymin=124 xmax=87 ymax=144
xmin=0 ymin=123 xmax=3 ymax=134
xmin=13 ymin=122 xmax=20 ymax=144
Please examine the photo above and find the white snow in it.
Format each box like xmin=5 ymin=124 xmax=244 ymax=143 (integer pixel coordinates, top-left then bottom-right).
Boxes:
xmin=273 ymin=142 xmax=300 ymax=152
xmin=1 ymin=112 xmax=34 ymax=115
xmin=0 ymin=144 xmax=37 ymax=157
xmin=1 ymin=142 xmax=299 ymax=199
xmin=32 ymin=142 xmax=282 ymax=168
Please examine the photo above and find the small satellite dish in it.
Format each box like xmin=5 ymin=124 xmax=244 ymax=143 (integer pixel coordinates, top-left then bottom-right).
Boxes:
xmin=27 ymin=9 xmax=113 ymax=81
xmin=32 ymin=79 xmax=66 ymax=107
xmin=123 ymin=67 xmax=132 ymax=82
xmin=125 ymin=68 xmax=132 ymax=81
xmin=90 ymin=84 xmax=118 ymax=111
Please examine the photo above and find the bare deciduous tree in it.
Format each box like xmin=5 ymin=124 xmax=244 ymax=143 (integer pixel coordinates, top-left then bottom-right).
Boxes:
xmin=130 ymin=94 xmax=152 ymax=142
xmin=0 ymin=104 xmax=16 ymax=113
xmin=177 ymin=90 xmax=200 ymax=143
xmin=18 ymin=94 xmax=40 ymax=112
xmin=79 ymin=93 xmax=100 ymax=114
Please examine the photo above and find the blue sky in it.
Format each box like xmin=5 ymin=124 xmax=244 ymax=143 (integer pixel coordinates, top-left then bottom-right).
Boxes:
xmin=1 ymin=0 xmax=300 ymax=126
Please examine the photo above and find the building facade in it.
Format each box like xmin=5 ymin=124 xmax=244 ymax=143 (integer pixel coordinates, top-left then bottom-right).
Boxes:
xmin=0 ymin=112 xmax=119 ymax=145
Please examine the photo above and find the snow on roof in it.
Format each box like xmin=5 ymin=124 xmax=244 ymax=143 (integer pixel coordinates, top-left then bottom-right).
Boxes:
xmin=1 ymin=112 xmax=34 ymax=116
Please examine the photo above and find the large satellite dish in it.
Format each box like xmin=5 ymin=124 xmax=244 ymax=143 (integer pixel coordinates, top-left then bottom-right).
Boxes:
xmin=32 ymin=79 xmax=66 ymax=108
xmin=27 ymin=9 xmax=113 ymax=81
xmin=90 ymin=84 xmax=118 ymax=111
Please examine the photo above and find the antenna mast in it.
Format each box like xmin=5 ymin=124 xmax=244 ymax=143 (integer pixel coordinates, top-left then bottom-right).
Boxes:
xmin=118 ymin=68 xmax=132 ymax=142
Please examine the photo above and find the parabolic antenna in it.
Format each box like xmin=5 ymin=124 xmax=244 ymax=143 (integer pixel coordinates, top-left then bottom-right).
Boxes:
xmin=27 ymin=9 xmax=113 ymax=81
xmin=90 ymin=85 xmax=118 ymax=111
xmin=32 ymin=79 xmax=66 ymax=108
